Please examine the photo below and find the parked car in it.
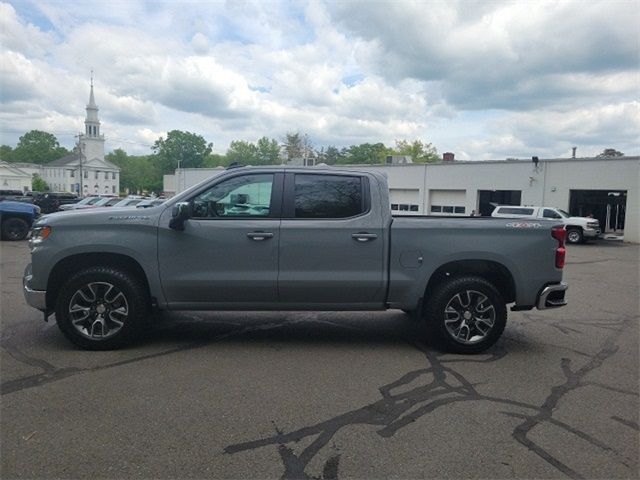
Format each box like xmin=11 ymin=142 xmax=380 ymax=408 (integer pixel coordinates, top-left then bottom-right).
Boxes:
xmin=111 ymin=197 xmax=148 ymax=208
xmin=0 ymin=189 xmax=26 ymax=201
xmin=491 ymin=205 xmax=600 ymax=243
xmin=34 ymin=192 xmax=80 ymax=213
xmin=136 ymin=199 xmax=166 ymax=208
xmin=24 ymin=166 xmax=568 ymax=352
xmin=0 ymin=200 xmax=40 ymax=240
xmin=90 ymin=197 xmax=123 ymax=208
xmin=15 ymin=191 xmax=40 ymax=203
xmin=58 ymin=196 xmax=101 ymax=211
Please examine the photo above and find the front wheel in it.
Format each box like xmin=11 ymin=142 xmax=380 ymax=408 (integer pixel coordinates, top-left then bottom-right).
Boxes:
xmin=2 ymin=218 xmax=29 ymax=240
xmin=55 ymin=266 xmax=149 ymax=350
xmin=424 ymin=276 xmax=507 ymax=354
xmin=566 ymin=228 xmax=583 ymax=244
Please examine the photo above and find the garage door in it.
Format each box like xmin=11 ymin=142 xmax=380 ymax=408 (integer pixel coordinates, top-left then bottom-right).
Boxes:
xmin=389 ymin=188 xmax=420 ymax=214
xmin=429 ymin=189 xmax=466 ymax=216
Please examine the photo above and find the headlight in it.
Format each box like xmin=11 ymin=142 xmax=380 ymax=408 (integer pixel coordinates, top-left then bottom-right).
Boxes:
xmin=30 ymin=226 xmax=52 ymax=245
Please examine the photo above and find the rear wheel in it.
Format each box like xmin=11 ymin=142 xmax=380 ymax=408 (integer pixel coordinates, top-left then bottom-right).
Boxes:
xmin=567 ymin=228 xmax=583 ymax=244
xmin=54 ymin=266 xmax=149 ymax=350
xmin=424 ymin=276 xmax=507 ymax=354
xmin=1 ymin=217 xmax=29 ymax=240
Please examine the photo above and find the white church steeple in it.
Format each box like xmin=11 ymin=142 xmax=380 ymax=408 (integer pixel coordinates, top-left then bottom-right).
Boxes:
xmin=84 ymin=71 xmax=101 ymax=137
xmin=79 ymin=71 xmax=105 ymax=162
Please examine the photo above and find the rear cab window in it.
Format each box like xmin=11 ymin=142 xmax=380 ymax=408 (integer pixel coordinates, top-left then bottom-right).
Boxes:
xmin=497 ymin=207 xmax=535 ymax=215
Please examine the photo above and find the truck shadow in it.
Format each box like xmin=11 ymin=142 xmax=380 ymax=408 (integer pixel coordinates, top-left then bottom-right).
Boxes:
xmin=142 ymin=310 xmax=431 ymax=348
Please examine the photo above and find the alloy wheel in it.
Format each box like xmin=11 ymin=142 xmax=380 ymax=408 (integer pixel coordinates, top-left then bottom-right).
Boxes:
xmin=443 ymin=289 xmax=496 ymax=345
xmin=67 ymin=282 xmax=129 ymax=340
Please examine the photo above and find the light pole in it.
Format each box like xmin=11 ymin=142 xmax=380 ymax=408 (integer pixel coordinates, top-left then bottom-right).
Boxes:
xmin=75 ymin=133 xmax=84 ymax=196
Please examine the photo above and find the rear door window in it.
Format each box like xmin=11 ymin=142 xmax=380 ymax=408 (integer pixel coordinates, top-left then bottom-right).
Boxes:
xmin=292 ymin=174 xmax=365 ymax=219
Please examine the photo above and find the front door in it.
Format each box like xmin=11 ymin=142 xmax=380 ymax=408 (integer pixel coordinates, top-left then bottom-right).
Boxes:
xmin=158 ymin=172 xmax=283 ymax=307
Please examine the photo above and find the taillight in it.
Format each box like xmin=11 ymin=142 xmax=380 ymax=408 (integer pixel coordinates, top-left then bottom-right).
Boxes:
xmin=551 ymin=226 xmax=566 ymax=268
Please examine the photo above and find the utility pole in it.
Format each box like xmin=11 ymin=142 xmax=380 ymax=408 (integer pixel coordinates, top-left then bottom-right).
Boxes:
xmin=75 ymin=133 xmax=84 ymax=196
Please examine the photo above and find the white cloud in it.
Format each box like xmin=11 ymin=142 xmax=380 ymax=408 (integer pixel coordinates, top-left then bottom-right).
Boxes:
xmin=0 ymin=0 xmax=638 ymax=160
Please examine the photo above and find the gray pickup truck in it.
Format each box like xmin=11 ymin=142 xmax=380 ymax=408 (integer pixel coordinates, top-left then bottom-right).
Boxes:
xmin=23 ymin=166 xmax=568 ymax=353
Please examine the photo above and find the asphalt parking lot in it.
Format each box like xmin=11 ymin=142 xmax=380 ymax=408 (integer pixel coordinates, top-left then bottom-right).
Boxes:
xmin=1 ymin=240 xmax=638 ymax=479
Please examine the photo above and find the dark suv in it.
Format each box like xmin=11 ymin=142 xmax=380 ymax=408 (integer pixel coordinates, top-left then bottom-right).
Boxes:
xmin=0 ymin=189 xmax=25 ymax=201
xmin=34 ymin=192 xmax=79 ymax=213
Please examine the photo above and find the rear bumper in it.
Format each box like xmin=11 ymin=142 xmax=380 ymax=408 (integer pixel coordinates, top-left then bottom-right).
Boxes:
xmin=537 ymin=282 xmax=568 ymax=309
xmin=23 ymin=264 xmax=46 ymax=311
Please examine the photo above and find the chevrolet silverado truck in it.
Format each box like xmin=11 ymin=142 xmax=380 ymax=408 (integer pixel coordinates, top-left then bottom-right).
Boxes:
xmin=23 ymin=166 xmax=568 ymax=353
xmin=491 ymin=205 xmax=600 ymax=244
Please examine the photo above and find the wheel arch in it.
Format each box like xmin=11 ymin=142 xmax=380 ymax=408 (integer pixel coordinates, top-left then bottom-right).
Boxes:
xmin=46 ymin=253 xmax=151 ymax=311
xmin=423 ymin=259 xmax=516 ymax=305
xmin=1 ymin=212 xmax=32 ymax=224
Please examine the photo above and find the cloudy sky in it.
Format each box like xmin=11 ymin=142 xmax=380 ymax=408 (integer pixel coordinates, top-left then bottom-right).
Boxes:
xmin=1 ymin=0 xmax=638 ymax=160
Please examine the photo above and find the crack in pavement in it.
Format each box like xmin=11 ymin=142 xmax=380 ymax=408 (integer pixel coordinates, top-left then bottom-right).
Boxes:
xmin=2 ymin=310 xmax=636 ymax=478
xmin=610 ymin=416 xmax=639 ymax=431
xmin=225 ymin=345 xmax=544 ymax=479
xmin=0 ymin=317 xmax=316 ymax=396
xmin=224 ymin=315 xmax=638 ymax=479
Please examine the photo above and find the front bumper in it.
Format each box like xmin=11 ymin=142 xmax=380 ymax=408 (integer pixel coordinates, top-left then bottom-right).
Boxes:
xmin=23 ymin=264 xmax=46 ymax=311
xmin=584 ymin=228 xmax=601 ymax=238
xmin=537 ymin=282 xmax=568 ymax=309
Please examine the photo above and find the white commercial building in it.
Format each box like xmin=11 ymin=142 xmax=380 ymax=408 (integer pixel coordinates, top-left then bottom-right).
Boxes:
xmin=163 ymin=156 xmax=639 ymax=243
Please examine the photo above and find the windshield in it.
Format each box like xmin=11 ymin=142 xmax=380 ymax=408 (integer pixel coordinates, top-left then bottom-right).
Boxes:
xmin=77 ymin=197 xmax=98 ymax=205
xmin=558 ymin=209 xmax=570 ymax=218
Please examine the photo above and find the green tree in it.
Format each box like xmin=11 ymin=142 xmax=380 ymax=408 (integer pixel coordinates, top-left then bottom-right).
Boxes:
xmin=226 ymin=140 xmax=259 ymax=165
xmin=0 ymin=145 xmax=14 ymax=162
xmin=32 ymin=173 xmax=48 ymax=192
xmin=323 ymin=146 xmax=342 ymax=165
xmin=106 ymin=149 xmax=163 ymax=194
xmin=282 ymin=132 xmax=313 ymax=164
xmin=394 ymin=139 xmax=439 ymax=163
xmin=151 ymin=130 xmax=213 ymax=173
xmin=203 ymin=153 xmax=228 ymax=168
xmin=338 ymin=143 xmax=390 ymax=164
xmin=256 ymin=137 xmax=281 ymax=165
xmin=596 ymin=148 xmax=624 ymax=158
xmin=12 ymin=130 xmax=69 ymax=164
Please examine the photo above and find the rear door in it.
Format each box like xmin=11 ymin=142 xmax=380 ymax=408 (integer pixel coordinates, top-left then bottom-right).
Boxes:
xmin=158 ymin=171 xmax=283 ymax=307
xmin=278 ymin=172 xmax=385 ymax=307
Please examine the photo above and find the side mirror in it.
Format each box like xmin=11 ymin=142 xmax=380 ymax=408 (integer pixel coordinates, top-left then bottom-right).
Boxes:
xmin=169 ymin=202 xmax=190 ymax=231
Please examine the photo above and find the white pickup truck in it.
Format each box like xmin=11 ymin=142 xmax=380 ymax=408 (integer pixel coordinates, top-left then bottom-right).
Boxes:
xmin=491 ymin=205 xmax=600 ymax=244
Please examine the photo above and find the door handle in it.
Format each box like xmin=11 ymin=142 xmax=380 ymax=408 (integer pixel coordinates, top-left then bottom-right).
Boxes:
xmin=352 ymin=233 xmax=378 ymax=242
xmin=247 ymin=231 xmax=274 ymax=241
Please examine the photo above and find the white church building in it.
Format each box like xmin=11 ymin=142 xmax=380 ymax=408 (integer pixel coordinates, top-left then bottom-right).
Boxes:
xmin=2 ymin=81 xmax=120 ymax=195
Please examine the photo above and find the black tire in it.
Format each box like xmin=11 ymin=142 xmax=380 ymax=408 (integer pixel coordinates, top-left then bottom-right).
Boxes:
xmin=1 ymin=217 xmax=29 ymax=241
xmin=54 ymin=266 xmax=149 ymax=350
xmin=566 ymin=228 xmax=583 ymax=244
xmin=424 ymin=276 xmax=507 ymax=354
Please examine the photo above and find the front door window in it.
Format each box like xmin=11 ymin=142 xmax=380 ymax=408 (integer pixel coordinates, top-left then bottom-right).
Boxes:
xmin=192 ymin=174 xmax=274 ymax=218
